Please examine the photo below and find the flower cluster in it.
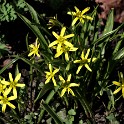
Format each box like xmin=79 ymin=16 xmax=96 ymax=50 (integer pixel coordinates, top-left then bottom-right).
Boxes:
xmin=0 ymin=73 xmax=25 ymax=112
xmin=43 ymin=7 xmax=97 ymax=97
xmin=49 ymin=27 xmax=78 ymax=61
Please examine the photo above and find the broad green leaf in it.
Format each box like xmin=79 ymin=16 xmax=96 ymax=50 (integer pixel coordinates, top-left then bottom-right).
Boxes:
xmin=41 ymin=100 xmax=63 ymax=124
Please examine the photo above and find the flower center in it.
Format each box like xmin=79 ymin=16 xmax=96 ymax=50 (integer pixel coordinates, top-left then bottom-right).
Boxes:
xmin=58 ymin=37 xmax=65 ymax=44
xmin=81 ymin=59 xmax=88 ymax=64
xmin=2 ymin=96 xmax=8 ymax=104
xmin=10 ymin=81 xmax=16 ymax=88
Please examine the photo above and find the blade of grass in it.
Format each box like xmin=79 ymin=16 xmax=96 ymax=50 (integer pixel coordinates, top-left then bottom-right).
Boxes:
xmin=41 ymin=100 xmax=63 ymax=124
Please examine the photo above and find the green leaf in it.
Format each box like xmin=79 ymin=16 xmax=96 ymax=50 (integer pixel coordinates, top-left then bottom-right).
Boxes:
xmin=41 ymin=100 xmax=63 ymax=124
xmin=34 ymin=83 xmax=54 ymax=103
xmin=0 ymin=58 xmax=18 ymax=75
xmin=68 ymin=109 xmax=76 ymax=116
xmin=103 ymin=9 xmax=114 ymax=35
xmin=17 ymin=13 xmax=49 ymax=51
xmin=25 ymin=2 xmax=40 ymax=24
xmin=112 ymin=47 xmax=124 ymax=60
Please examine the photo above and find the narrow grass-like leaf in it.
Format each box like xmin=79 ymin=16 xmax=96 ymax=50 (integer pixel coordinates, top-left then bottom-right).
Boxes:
xmin=75 ymin=88 xmax=94 ymax=119
xmin=113 ymin=34 xmax=124 ymax=55
xmin=38 ymin=86 xmax=59 ymax=123
xmin=103 ymin=9 xmax=114 ymax=35
xmin=0 ymin=58 xmax=18 ymax=74
xmin=112 ymin=47 xmax=124 ymax=60
xmin=19 ymin=56 xmax=42 ymax=74
xmin=17 ymin=13 xmax=48 ymax=51
xmin=25 ymin=2 xmax=40 ymax=24
xmin=41 ymin=100 xmax=63 ymax=124
xmin=34 ymin=83 xmax=54 ymax=103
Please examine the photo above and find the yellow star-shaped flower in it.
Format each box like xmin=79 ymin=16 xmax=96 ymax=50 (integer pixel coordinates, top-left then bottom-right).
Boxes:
xmin=28 ymin=38 xmax=40 ymax=57
xmin=49 ymin=27 xmax=74 ymax=52
xmin=1 ymin=72 xmax=25 ymax=98
xmin=113 ymin=72 xmax=124 ymax=98
xmin=59 ymin=74 xmax=80 ymax=97
xmin=74 ymin=49 xmax=96 ymax=74
xmin=0 ymin=90 xmax=16 ymax=113
xmin=45 ymin=64 xmax=59 ymax=86
xmin=54 ymin=45 xmax=78 ymax=61
xmin=67 ymin=6 xmax=93 ymax=26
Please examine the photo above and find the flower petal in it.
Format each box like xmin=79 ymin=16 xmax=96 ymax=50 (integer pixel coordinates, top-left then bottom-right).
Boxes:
xmin=64 ymin=34 xmax=74 ymax=39
xmin=76 ymin=65 xmax=83 ymax=74
xmin=72 ymin=17 xmax=78 ymax=26
xmin=60 ymin=88 xmax=67 ymax=97
xmin=85 ymin=64 xmax=92 ymax=72
xmin=83 ymin=15 xmax=93 ymax=20
xmin=52 ymin=77 xmax=57 ymax=86
xmin=122 ymin=87 xmax=124 ymax=98
xmin=65 ymin=52 xmax=69 ymax=61
xmin=113 ymin=87 xmax=121 ymax=94
xmin=13 ymin=88 xmax=17 ymax=98
xmin=81 ymin=7 xmax=90 ymax=15
xmin=7 ymin=102 xmax=16 ymax=109
xmin=60 ymin=27 xmax=66 ymax=36
xmin=1 ymin=80 xmax=10 ymax=85
xmin=81 ymin=51 xmax=85 ymax=59
xmin=2 ymin=104 xmax=6 ymax=113
xmin=59 ymin=75 xmax=65 ymax=83
xmin=52 ymin=31 xmax=59 ymax=39
xmin=14 ymin=73 xmax=21 ymax=83
xmin=112 ymin=81 xmax=121 ymax=86
xmin=16 ymin=83 xmax=25 ymax=87
xmin=68 ymin=88 xmax=75 ymax=96
xmin=85 ymin=49 xmax=90 ymax=59
xmin=53 ymin=69 xmax=59 ymax=75
xmin=74 ymin=60 xmax=82 ymax=63
xmin=67 ymin=74 xmax=71 ymax=82
xmin=64 ymin=41 xmax=73 ymax=48
xmin=4 ymin=87 xmax=12 ymax=96
xmin=74 ymin=6 xmax=80 ymax=12
xmin=9 ymin=73 xmax=13 ymax=82
xmin=49 ymin=64 xmax=52 ymax=72
xmin=68 ymin=83 xmax=80 ymax=87
xmin=55 ymin=50 xmax=63 ymax=58
xmin=49 ymin=40 xmax=58 ymax=47
xmin=8 ymin=95 xmax=17 ymax=100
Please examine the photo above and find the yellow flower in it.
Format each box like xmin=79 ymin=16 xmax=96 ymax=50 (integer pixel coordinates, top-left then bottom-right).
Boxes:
xmin=45 ymin=64 xmax=59 ymax=86
xmin=59 ymin=74 xmax=80 ymax=97
xmin=47 ymin=16 xmax=57 ymax=29
xmin=28 ymin=38 xmax=40 ymax=57
xmin=74 ymin=49 xmax=96 ymax=74
xmin=49 ymin=27 xmax=74 ymax=52
xmin=0 ymin=90 xmax=16 ymax=113
xmin=67 ymin=6 xmax=93 ymax=26
xmin=0 ymin=79 xmax=6 ymax=95
xmin=113 ymin=72 xmax=124 ymax=98
xmin=55 ymin=45 xmax=78 ymax=61
xmin=1 ymin=72 xmax=25 ymax=98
